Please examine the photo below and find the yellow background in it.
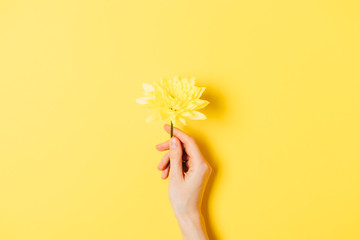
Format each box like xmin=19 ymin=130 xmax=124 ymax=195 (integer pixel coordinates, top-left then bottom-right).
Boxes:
xmin=1 ymin=1 xmax=359 ymax=239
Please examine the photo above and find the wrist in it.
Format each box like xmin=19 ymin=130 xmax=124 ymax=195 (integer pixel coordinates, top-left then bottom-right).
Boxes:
xmin=175 ymin=211 xmax=208 ymax=240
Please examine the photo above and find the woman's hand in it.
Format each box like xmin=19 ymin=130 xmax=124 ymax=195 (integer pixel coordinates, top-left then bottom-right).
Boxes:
xmin=156 ymin=124 xmax=211 ymax=240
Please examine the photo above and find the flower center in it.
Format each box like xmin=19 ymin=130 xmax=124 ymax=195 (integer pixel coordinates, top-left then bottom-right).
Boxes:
xmin=169 ymin=106 xmax=178 ymax=112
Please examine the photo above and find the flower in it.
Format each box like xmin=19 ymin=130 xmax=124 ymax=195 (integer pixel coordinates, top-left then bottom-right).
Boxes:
xmin=136 ymin=76 xmax=209 ymax=125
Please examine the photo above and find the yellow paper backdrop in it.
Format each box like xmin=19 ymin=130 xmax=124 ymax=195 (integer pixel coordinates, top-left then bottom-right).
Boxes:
xmin=1 ymin=1 xmax=359 ymax=239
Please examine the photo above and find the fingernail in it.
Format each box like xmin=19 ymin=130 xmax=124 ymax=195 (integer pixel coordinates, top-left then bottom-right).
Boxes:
xmin=170 ymin=138 xmax=177 ymax=149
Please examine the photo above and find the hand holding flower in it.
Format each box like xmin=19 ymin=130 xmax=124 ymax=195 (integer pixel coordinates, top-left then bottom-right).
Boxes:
xmin=156 ymin=124 xmax=211 ymax=240
xmin=136 ymin=76 xmax=211 ymax=239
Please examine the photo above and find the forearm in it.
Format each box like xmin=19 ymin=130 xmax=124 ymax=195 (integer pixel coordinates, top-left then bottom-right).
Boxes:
xmin=176 ymin=211 xmax=208 ymax=240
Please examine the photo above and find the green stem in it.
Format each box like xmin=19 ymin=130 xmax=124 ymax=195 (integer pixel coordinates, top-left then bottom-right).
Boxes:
xmin=170 ymin=121 xmax=173 ymax=138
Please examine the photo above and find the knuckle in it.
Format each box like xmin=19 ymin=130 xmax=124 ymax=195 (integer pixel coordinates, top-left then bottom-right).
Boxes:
xmin=208 ymin=165 xmax=213 ymax=175
xmin=199 ymin=163 xmax=211 ymax=175
xmin=187 ymin=136 xmax=195 ymax=144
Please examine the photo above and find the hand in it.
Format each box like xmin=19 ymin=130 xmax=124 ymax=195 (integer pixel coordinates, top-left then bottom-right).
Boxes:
xmin=156 ymin=124 xmax=211 ymax=240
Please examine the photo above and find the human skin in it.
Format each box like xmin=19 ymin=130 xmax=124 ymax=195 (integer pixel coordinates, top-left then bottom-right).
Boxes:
xmin=156 ymin=124 xmax=212 ymax=240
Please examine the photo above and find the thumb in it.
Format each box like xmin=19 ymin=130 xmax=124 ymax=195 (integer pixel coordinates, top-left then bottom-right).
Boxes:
xmin=169 ymin=137 xmax=183 ymax=179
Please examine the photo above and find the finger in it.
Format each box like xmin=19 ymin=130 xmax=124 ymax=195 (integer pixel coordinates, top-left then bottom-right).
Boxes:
xmin=164 ymin=124 xmax=193 ymax=143
xmin=157 ymin=152 xmax=170 ymax=170
xmin=156 ymin=140 xmax=170 ymax=151
xmin=164 ymin=124 xmax=202 ymax=159
xmin=161 ymin=165 xmax=170 ymax=179
xmin=169 ymin=137 xmax=183 ymax=179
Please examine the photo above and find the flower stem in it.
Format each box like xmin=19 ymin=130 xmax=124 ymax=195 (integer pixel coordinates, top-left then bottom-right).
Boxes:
xmin=170 ymin=121 xmax=173 ymax=138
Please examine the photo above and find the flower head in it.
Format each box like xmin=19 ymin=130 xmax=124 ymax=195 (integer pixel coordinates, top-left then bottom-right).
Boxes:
xmin=136 ymin=76 xmax=209 ymax=125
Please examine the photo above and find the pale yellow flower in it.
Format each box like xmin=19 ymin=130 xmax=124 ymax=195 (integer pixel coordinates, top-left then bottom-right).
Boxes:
xmin=136 ymin=76 xmax=209 ymax=125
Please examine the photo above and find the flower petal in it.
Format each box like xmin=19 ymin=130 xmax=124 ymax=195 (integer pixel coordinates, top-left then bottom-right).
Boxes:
xmin=159 ymin=110 xmax=170 ymax=120
xmin=137 ymin=76 xmax=209 ymax=124
xmin=146 ymin=112 xmax=161 ymax=123
xmin=189 ymin=111 xmax=207 ymax=120
xmin=193 ymin=99 xmax=209 ymax=110
xmin=169 ymin=115 xmax=177 ymax=125
xmin=181 ymin=77 xmax=188 ymax=85
xmin=195 ymin=87 xmax=206 ymax=98
xmin=181 ymin=112 xmax=192 ymax=117
xmin=142 ymin=83 xmax=155 ymax=92
xmin=179 ymin=117 xmax=186 ymax=125
xmin=136 ymin=97 xmax=149 ymax=104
